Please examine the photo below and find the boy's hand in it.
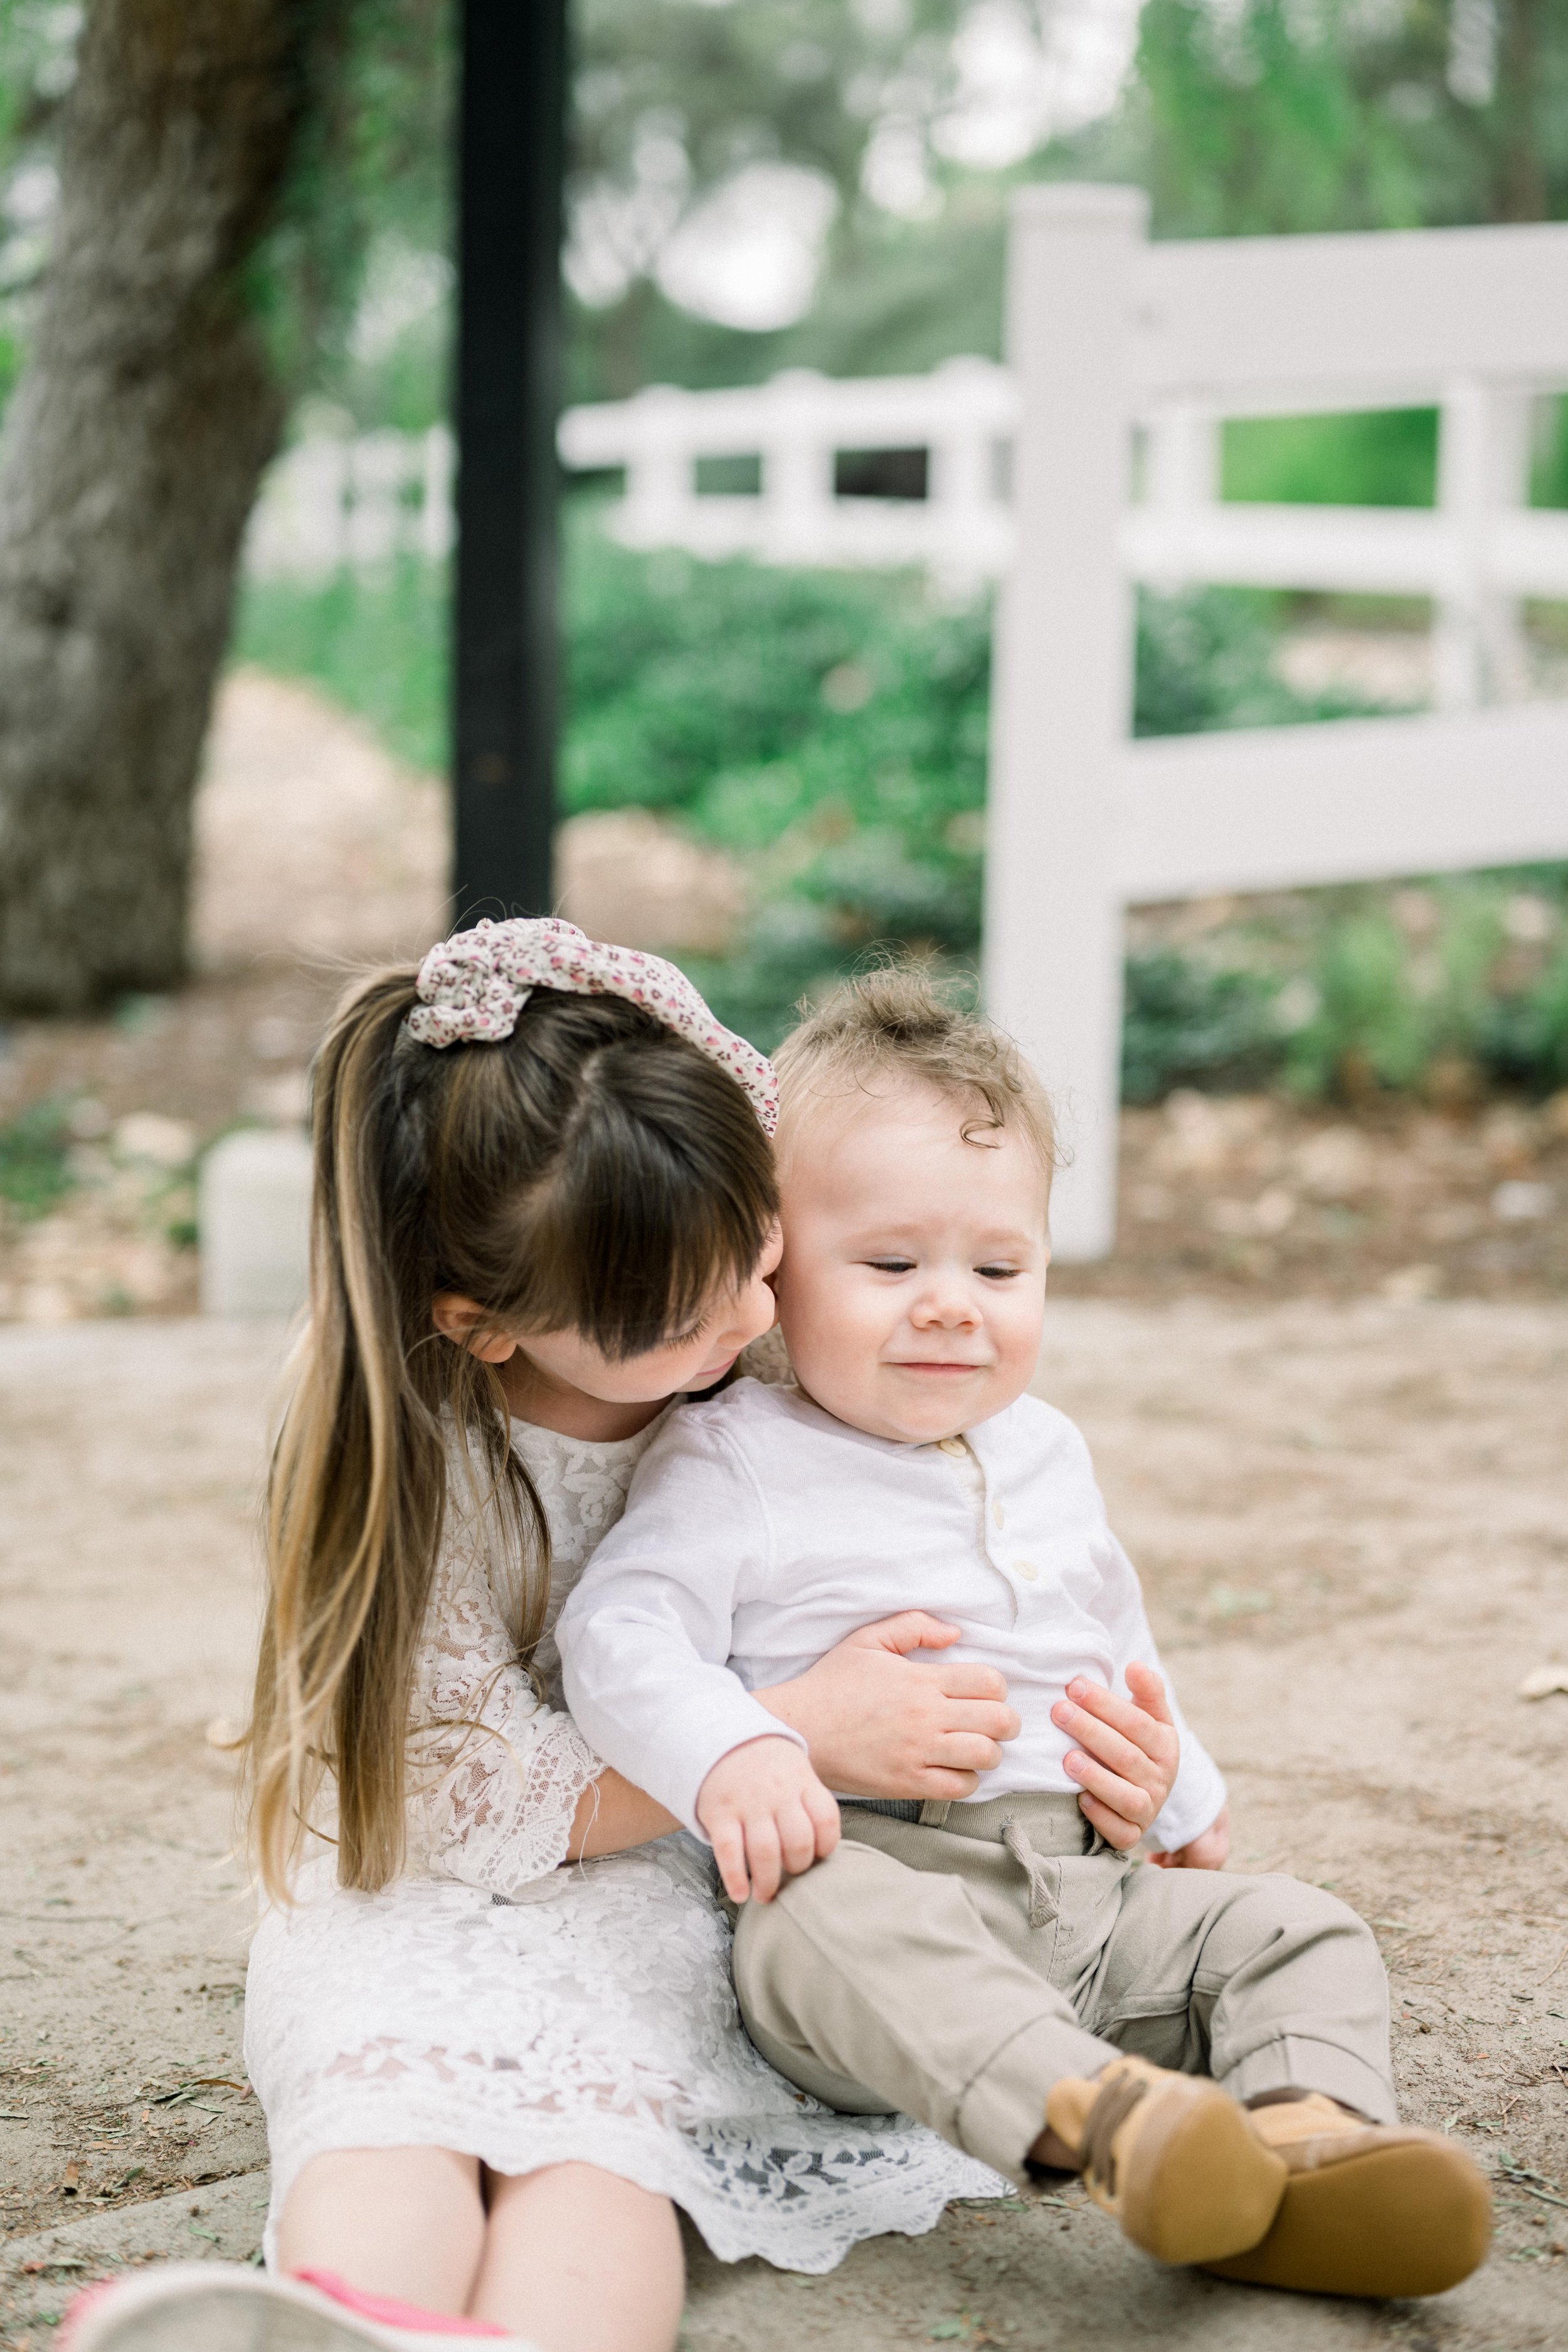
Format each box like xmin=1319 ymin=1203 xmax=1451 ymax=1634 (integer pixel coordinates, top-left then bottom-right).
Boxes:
xmin=757 ymin=1612 xmax=1020 ymax=1801
xmin=696 ymin=1736 xmax=840 ymax=1905
xmin=1148 ymin=1805 xmax=1231 ymax=1871
xmin=1051 ymin=1661 xmax=1179 ymax=1851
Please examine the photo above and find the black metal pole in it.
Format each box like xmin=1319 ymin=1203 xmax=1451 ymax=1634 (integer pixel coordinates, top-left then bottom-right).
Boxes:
xmin=452 ymin=0 xmax=564 ymax=923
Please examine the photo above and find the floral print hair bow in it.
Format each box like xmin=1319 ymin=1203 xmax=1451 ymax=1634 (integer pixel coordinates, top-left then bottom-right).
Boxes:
xmin=406 ymin=916 xmax=778 ymax=1135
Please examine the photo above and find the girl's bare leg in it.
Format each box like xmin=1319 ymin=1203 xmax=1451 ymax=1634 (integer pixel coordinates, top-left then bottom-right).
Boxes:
xmin=472 ymin=2162 xmax=684 ymax=2352
xmin=277 ymin=2146 xmax=486 ymax=2313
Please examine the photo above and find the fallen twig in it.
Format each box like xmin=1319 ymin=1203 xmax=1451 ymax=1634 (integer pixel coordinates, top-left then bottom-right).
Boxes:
xmin=1496 ymin=2161 xmax=1568 ymax=2212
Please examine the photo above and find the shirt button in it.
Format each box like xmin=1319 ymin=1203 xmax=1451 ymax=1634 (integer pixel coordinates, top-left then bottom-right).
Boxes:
xmin=1013 ymin=1559 xmax=1039 ymax=1582
xmin=992 ymin=1501 xmax=1006 ymax=1530
xmin=936 ymin=1436 xmax=967 ymax=1458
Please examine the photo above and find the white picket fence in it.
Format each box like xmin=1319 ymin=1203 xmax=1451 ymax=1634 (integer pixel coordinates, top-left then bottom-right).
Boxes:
xmin=245 ymin=426 xmax=456 ymax=575
xmin=250 ymin=343 xmax=1568 ymax=724
xmin=556 ymin=358 xmax=1017 ymax=591
xmin=564 ymin=360 xmax=1568 ymax=714
xmin=244 ymin=366 xmax=1017 ymax=590
xmin=988 ymin=189 xmax=1568 ymax=1258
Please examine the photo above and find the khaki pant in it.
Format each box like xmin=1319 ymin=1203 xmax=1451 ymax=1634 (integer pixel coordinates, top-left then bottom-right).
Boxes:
xmin=729 ymin=1793 xmax=1395 ymax=2184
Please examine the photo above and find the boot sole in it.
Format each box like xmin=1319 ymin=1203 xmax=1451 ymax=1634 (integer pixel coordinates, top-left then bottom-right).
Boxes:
xmin=1118 ymin=2079 xmax=1288 ymax=2267
xmin=1202 ymin=2138 xmax=1492 ymax=2297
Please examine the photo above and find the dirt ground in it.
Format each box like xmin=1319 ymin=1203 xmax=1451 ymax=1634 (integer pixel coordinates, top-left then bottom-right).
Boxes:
xmin=1 ymin=1301 xmax=1566 ymax=2349
xmin=1 ymin=672 xmax=1566 ymax=2348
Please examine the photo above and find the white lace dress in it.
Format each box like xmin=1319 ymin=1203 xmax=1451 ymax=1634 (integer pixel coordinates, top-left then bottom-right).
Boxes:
xmin=243 ymin=1411 xmax=1005 ymax=2273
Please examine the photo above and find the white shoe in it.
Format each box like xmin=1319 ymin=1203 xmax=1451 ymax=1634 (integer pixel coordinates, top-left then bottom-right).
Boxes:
xmin=63 ymin=2262 xmax=541 ymax=2351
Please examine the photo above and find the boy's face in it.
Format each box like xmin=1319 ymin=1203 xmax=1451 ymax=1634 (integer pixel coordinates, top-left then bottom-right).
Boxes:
xmin=773 ymin=1079 xmax=1049 ymax=1445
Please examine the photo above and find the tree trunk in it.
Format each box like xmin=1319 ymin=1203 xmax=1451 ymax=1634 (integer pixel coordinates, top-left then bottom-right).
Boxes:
xmin=0 ymin=1 xmax=332 ymax=1012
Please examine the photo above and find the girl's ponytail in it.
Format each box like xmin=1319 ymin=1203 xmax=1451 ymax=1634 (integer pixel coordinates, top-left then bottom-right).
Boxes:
xmin=252 ymin=972 xmax=443 ymax=1897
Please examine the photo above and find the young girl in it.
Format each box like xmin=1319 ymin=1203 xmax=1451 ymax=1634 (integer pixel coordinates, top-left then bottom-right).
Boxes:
xmin=70 ymin=921 xmax=1030 ymax=2352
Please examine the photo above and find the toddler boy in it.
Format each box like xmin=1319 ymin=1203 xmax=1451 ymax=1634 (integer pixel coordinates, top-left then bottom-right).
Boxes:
xmin=558 ymin=972 xmax=1487 ymax=2298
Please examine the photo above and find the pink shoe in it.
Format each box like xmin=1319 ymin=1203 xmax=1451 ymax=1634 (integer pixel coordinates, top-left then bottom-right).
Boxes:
xmin=62 ymin=2262 xmax=538 ymax=2351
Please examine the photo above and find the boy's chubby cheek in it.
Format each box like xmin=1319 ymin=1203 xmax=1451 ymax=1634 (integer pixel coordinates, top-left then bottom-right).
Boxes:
xmin=771 ymin=1275 xmax=862 ymax=1382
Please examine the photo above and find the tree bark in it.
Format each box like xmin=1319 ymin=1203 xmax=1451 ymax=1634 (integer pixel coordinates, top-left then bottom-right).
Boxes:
xmin=0 ymin=1 xmax=332 ymax=1012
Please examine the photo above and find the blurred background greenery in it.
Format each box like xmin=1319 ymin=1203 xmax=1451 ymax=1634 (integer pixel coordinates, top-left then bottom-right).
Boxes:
xmin=6 ymin=0 xmax=1568 ymax=1108
xmin=235 ymin=523 xmax=1568 ymax=1101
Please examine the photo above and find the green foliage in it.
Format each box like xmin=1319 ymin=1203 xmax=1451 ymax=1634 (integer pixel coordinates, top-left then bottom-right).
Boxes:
xmin=1481 ymin=946 xmax=1568 ymax=1091
xmin=1121 ymin=879 xmax=1568 ymax=1108
xmin=1531 ymin=396 xmax=1568 ymax=510
xmin=1121 ymin=870 xmax=1568 ymax=1106
xmin=1281 ymin=877 xmax=1568 ymax=1100
xmin=573 ymin=0 xmax=960 ymax=235
xmin=770 ymin=194 xmax=1009 ymax=379
xmin=234 ymin=528 xmax=1360 ymax=1050
xmin=562 ymin=529 xmax=1379 ymax=1047
xmin=1128 ymin=0 xmax=1568 ymax=237
xmin=1222 ymin=410 xmax=1439 ymax=509
xmin=564 ymin=185 xmax=1010 ymax=405
xmin=3 ymin=0 xmax=1564 ymax=442
xmin=253 ymin=0 xmax=452 ymax=416
xmin=562 ymin=519 xmax=991 ymax=1042
xmin=1285 ymin=911 xmax=1432 ymax=1094
xmin=1128 ymin=0 xmax=1431 ymax=237
xmin=0 ymin=0 xmax=453 ymax=433
xmin=0 ymin=1 xmax=78 ymax=392
xmin=563 ymin=0 xmax=1568 ymax=401
xmin=233 ymin=554 xmax=448 ymax=773
xmin=228 ymin=526 xmax=1568 ymax=1093
xmin=0 ymin=1097 xmax=71 ymax=1219
xmin=1122 ymin=955 xmax=1284 ymax=1104
xmin=569 ymin=0 xmax=970 ymax=398
xmin=3 ymin=0 xmax=1566 ymax=441
xmin=1131 ymin=586 xmax=1382 ymax=736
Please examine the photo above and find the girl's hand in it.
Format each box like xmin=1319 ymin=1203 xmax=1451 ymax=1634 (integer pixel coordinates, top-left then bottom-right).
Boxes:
xmin=1148 ymin=1805 xmax=1231 ymax=1872
xmin=696 ymin=1736 xmax=840 ymax=1904
xmin=1051 ymin=1661 xmax=1179 ymax=1851
xmin=756 ymin=1613 xmax=1020 ymax=1801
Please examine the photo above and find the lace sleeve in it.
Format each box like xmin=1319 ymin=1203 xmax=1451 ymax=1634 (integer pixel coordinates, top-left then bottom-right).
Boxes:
xmin=403 ymin=1478 xmax=603 ymax=1896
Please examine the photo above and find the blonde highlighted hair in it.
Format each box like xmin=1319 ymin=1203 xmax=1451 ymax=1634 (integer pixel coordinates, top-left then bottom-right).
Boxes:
xmin=773 ymin=964 xmax=1057 ymax=1178
xmin=248 ymin=965 xmax=777 ymax=1903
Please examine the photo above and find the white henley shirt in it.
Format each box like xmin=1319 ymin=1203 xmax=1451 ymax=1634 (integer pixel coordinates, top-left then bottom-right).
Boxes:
xmin=557 ymin=1376 xmax=1227 ymax=1854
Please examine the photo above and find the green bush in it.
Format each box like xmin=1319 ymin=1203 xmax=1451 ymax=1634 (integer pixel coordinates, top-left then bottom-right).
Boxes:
xmin=0 ymin=1100 xmax=73 ymax=1219
xmin=1480 ymin=953 xmax=1568 ymax=1093
xmin=230 ymin=522 xmax=1568 ymax=1094
xmin=1283 ymin=911 xmax=1432 ymax=1096
xmin=1121 ymin=955 xmax=1285 ymax=1104
xmin=1131 ymin=585 xmax=1379 ymax=737
xmin=1279 ymin=876 xmax=1568 ymax=1102
xmin=561 ymin=526 xmax=1376 ymax=1047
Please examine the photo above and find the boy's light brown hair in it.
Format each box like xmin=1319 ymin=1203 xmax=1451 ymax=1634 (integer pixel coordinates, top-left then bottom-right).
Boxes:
xmin=774 ymin=965 xmax=1057 ymax=1184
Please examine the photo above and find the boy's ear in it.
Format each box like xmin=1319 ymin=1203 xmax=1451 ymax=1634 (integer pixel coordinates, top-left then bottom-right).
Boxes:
xmin=433 ymin=1291 xmax=519 ymax=1364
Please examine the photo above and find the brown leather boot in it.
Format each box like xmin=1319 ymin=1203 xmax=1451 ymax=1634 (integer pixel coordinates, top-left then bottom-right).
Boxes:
xmin=1203 ymin=2092 xmax=1491 ymax=2297
xmin=1046 ymin=2055 xmax=1288 ymax=2267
